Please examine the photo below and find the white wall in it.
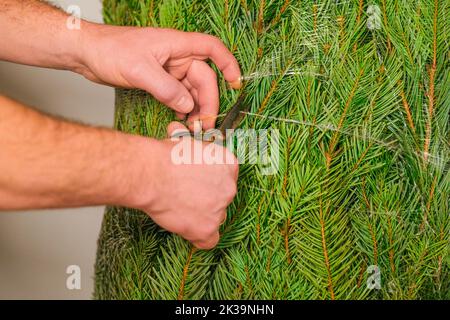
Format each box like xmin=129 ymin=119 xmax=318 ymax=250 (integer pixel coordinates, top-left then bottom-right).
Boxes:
xmin=0 ymin=0 xmax=114 ymax=299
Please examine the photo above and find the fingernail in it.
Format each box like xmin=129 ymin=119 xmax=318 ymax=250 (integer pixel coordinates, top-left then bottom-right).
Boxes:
xmin=229 ymin=77 xmax=242 ymax=90
xmin=177 ymin=96 xmax=194 ymax=112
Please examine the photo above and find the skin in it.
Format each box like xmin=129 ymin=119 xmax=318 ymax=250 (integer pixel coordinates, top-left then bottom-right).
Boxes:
xmin=0 ymin=0 xmax=242 ymax=249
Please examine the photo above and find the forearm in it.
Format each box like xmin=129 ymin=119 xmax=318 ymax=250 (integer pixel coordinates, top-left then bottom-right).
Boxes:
xmin=0 ymin=95 xmax=155 ymax=210
xmin=0 ymin=0 xmax=86 ymax=71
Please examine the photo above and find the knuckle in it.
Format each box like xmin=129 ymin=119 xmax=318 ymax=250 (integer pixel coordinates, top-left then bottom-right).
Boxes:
xmin=172 ymin=223 xmax=188 ymax=237
xmin=229 ymin=183 xmax=238 ymax=197
xmin=231 ymin=161 xmax=239 ymax=173
xmin=205 ymin=240 xmax=219 ymax=250
xmin=200 ymin=222 xmax=218 ymax=238
xmin=212 ymin=211 xmax=223 ymax=224
xmin=217 ymin=211 xmax=227 ymax=224
xmin=206 ymin=34 xmax=222 ymax=46
xmin=126 ymin=62 xmax=145 ymax=81
xmin=192 ymin=32 xmax=220 ymax=46
xmin=195 ymin=234 xmax=219 ymax=250
xmin=224 ymin=184 xmax=237 ymax=202
xmin=209 ymin=233 xmax=220 ymax=247
xmin=208 ymin=36 xmax=226 ymax=54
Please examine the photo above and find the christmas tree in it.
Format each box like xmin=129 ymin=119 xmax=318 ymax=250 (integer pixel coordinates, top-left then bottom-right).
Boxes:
xmin=95 ymin=0 xmax=449 ymax=299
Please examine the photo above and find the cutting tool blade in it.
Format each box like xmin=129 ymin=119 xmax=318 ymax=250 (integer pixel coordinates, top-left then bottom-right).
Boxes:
xmin=218 ymin=93 xmax=248 ymax=135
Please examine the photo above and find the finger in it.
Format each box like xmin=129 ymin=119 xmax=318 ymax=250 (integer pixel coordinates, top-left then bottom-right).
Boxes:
xmin=219 ymin=210 xmax=227 ymax=225
xmin=127 ymin=60 xmax=195 ymax=113
xmin=176 ymin=112 xmax=186 ymax=120
xmin=190 ymin=87 xmax=199 ymax=103
xmin=186 ymin=88 xmax=201 ymax=131
xmin=186 ymin=61 xmax=219 ymax=130
xmin=167 ymin=121 xmax=189 ymax=138
xmin=181 ymin=77 xmax=193 ymax=90
xmin=175 ymin=78 xmax=195 ymax=120
xmin=181 ymin=33 xmax=242 ymax=87
xmin=192 ymin=231 xmax=220 ymax=250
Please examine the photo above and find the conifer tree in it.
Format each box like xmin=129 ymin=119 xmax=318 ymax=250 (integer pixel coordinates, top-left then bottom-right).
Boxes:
xmin=95 ymin=0 xmax=449 ymax=299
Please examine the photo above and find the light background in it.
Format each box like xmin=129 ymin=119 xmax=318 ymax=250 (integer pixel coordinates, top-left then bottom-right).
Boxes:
xmin=0 ymin=0 xmax=114 ymax=299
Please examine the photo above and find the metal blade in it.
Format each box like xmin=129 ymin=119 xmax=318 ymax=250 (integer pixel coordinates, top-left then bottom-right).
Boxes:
xmin=218 ymin=93 xmax=248 ymax=135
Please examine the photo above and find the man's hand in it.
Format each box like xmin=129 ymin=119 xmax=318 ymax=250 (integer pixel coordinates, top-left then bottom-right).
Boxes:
xmin=0 ymin=96 xmax=238 ymax=250
xmin=0 ymin=1 xmax=241 ymax=129
xmin=78 ymin=26 xmax=242 ymax=130
xmin=0 ymin=1 xmax=241 ymax=249
xmin=130 ymin=122 xmax=238 ymax=249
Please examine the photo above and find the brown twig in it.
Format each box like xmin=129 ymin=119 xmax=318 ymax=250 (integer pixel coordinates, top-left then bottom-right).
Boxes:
xmin=178 ymin=246 xmax=196 ymax=300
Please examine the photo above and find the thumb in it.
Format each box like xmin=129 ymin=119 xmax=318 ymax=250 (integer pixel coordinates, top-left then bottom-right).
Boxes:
xmin=167 ymin=121 xmax=189 ymax=138
xmin=128 ymin=62 xmax=195 ymax=114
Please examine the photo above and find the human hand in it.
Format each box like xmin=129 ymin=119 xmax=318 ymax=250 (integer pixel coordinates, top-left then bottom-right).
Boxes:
xmin=130 ymin=122 xmax=238 ymax=249
xmin=77 ymin=24 xmax=242 ymax=130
